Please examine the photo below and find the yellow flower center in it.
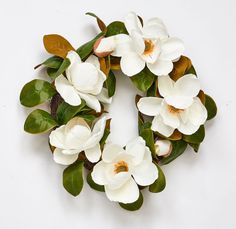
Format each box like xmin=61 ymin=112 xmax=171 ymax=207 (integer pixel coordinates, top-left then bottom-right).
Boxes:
xmin=143 ymin=39 xmax=155 ymax=55
xmin=168 ymin=105 xmax=184 ymax=114
xmin=114 ymin=161 xmax=129 ymax=174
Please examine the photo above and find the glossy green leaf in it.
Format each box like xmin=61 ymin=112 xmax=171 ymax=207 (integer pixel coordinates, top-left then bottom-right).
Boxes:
xmin=24 ymin=109 xmax=58 ymax=134
xmin=189 ymin=143 xmax=200 ymax=153
xmin=160 ymin=140 xmax=188 ymax=165
xmin=149 ymin=163 xmax=166 ymax=193
xmin=86 ymin=12 xmax=107 ymax=32
xmin=205 ymin=94 xmax=217 ymax=120
xmin=56 ymin=100 xmax=86 ymax=125
xmin=35 ymin=56 xmax=63 ymax=69
xmin=20 ymin=79 xmax=56 ymax=107
xmin=119 ymin=192 xmax=143 ymax=211
xmin=63 ymin=161 xmax=84 ymax=197
xmin=147 ymin=80 xmax=158 ymax=97
xmin=185 ymin=65 xmax=197 ymax=75
xmin=87 ymin=172 xmax=105 ymax=192
xmin=47 ymin=58 xmax=70 ymax=79
xmin=183 ymin=125 xmax=205 ymax=144
xmin=106 ymin=70 xmax=116 ymax=97
xmin=76 ymin=32 xmax=104 ymax=61
xmin=106 ymin=21 xmax=128 ymax=37
xmin=131 ymin=67 xmax=156 ymax=92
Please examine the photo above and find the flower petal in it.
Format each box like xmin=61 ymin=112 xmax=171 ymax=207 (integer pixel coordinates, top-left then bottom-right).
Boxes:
xmin=77 ymin=92 xmax=101 ymax=112
xmin=97 ymin=88 xmax=113 ymax=104
xmin=124 ymin=12 xmax=143 ymax=35
xmin=165 ymin=95 xmax=193 ymax=109
xmin=94 ymin=36 xmax=116 ymax=55
xmin=159 ymin=37 xmax=185 ymax=61
xmin=174 ymin=74 xmax=201 ymax=98
xmin=84 ymin=143 xmax=101 ymax=163
xmin=132 ymin=160 xmax=158 ymax=186
xmin=158 ymin=75 xmax=174 ymax=97
xmin=55 ymin=75 xmax=81 ymax=106
xmin=178 ymin=120 xmax=200 ymax=135
xmin=112 ymin=34 xmax=133 ymax=57
xmin=106 ymin=172 xmax=131 ymax=190
xmin=66 ymin=51 xmax=82 ymax=82
xmin=92 ymin=161 xmax=109 ymax=185
xmin=126 ymin=137 xmax=146 ymax=165
xmin=147 ymin=59 xmax=173 ymax=76
xmin=130 ymin=30 xmax=145 ymax=55
xmin=142 ymin=40 xmax=161 ymax=64
xmin=120 ymin=52 xmax=145 ymax=76
xmin=137 ymin=97 xmax=162 ymax=116
xmin=105 ymin=177 xmax=140 ymax=204
xmin=85 ymin=54 xmax=100 ymax=69
xmin=102 ymin=143 xmax=125 ymax=163
xmin=49 ymin=125 xmax=66 ymax=149
xmin=151 ymin=115 xmax=175 ymax=137
xmin=155 ymin=139 xmax=172 ymax=156
xmin=53 ymin=148 xmax=78 ymax=165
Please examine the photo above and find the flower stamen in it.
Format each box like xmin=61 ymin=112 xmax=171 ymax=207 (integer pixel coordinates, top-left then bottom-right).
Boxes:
xmin=114 ymin=161 xmax=129 ymax=174
xmin=168 ymin=105 xmax=183 ymax=114
xmin=143 ymin=40 xmax=155 ymax=55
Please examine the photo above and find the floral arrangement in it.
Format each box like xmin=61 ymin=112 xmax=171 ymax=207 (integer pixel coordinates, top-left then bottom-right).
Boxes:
xmin=20 ymin=12 xmax=217 ymax=211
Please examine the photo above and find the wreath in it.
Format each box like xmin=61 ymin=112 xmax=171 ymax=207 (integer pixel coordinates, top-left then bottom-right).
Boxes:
xmin=20 ymin=12 xmax=217 ymax=211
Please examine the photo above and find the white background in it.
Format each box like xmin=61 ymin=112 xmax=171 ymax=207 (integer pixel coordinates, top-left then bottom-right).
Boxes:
xmin=0 ymin=0 xmax=236 ymax=228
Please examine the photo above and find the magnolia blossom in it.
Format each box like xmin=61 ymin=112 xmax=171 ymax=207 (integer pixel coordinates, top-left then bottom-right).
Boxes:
xmin=92 ymin=137 xmax=158 ymax=204
xmin=155 ymin=139 xmax=172 ymax=157
xmin=95 ymin=12 xmax=184 ymax=76
xmin=49 ymin=116 xmax=107 ymax=164
xmin=137 ymin=74 xmax=207 ymax=137
xmin=55 ymin=51 xmax=111 ymax=112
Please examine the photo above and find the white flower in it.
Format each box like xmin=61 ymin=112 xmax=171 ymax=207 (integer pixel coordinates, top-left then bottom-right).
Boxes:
xmin=55 ymin=51 xmax=112 ymax=113
xmin=155 ymin=139 xmax=172 ymax=157
xmin=91 ymin=137 xmax=158 ymax=204
xmin=49 ymin=116 xmax=107 ymax=164
xmin=137 ymin=74 xmax=207 ymax=137
xmin=95 ymin=12 xmax=184 ymax=77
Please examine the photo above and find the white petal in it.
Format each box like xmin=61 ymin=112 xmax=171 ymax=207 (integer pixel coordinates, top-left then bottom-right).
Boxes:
xmin=91 ymin=161 xmax=109 ymax=185
xmin=178 ymin=121 xmax=200 ymax=135
xmin=124 ymin=12 xmax=142 ymax=35
xmin=53 ymin=148 xmax=78 ymax=165
xmin=151 ymin=115 xmax=175 ymax=137
xmin=49 ymin=125 xmax=66 ymax=149
xmin=97 ymin=88 xmax=113 ymax=104
xmin=130 ymin=30 xmax=145 ymax=55
xmin=120 ymin=52 xmax=145 ymax=76
xmin=132 ymin=161 xmax=158 ymax=186
xmin=187 ymin=97 xmax=207 ymax=126
xmin=112 ymin=34 xmax=133 ymax=57
xmin=88 ymin=70 xmax=106 ymax=95
xmin=159 ymin=37 xmax=185 ymax=61
xmin=84 ymin=143 xmax=101 ymax=163
xmin=83 ymin=116 xmax=107 ymax=149
xmin=159 ymin=102 xmax=180 ymax=128
xmin=102 ymin=143 xmax=125 ymax=163
xmin=142 ymin=25 xmax=168 ymax=39
xmin=55 ymin=75 xmax=81 ymax=106
xmin=165 ymin=95 xmax=193 ymax=109
xmin=137 ymin=97 xmax=162 ymax=116
xmin=106 ymin=172 xmax=131 ymax=190
xmin=158 ymin=75 xmax=174 ymax=97
xmin=85 ymin=55 xmax=100 ymax=69
xmin=147 ymin=59 xmax=173 ymax=76
xmin=105 ymin=178 xmax=139 ymax=203
xmin=77 ymin=92 xmax=101 ymax=112
xmin=174 ymin=74 xmax=201 ymax=98
xmin=142 ymin=40 xmax=161 ymax=64
xmin=155 ymin=139 xmax=172 ymax=157
xmin=66 ymin=51 xmax=81 ymax=64
xmin=146 ymin=17 xmax=166 ymax=30
xmin=95 ymin=36 xmax=116 ymax=54
xmin=126 ymin=137 xmax=146 ymax=165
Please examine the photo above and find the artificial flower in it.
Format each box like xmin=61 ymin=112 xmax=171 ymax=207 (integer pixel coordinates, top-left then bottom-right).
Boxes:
xmin=49 ymin=116 xmax=107 ymax=164
xmin=55 ymin=51 xmax=111 ymax=112
xmin=91 ymin=137 xmax=158 ymax=203
xmin=137 ymin=74 xmax=207 ymax=137
xmin=155 ymin=139 xmax=172 ymax=157
xmin=95 ymin=12 xmax=184 ymax=76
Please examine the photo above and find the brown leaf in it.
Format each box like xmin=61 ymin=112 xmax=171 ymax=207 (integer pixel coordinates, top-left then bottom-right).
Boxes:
xmin=43 ymin=34 xmax=75 ymax=58
xmin=110 ymin=56 xmax=121 ymax=70
xmin=99 ymin=56 xmax=110 ymax=76
xmin=168 ymin=130 xmax=182 ymax=141
xmin=170 ymin=56 xmax=192 ymax=81
xmin=198 ymin=90 xmax=206 ymax=105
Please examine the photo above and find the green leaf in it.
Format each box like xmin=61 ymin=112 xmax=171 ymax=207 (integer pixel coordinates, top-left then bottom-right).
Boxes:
xmin=106 ymin=21 xmax=128 ymax=37
xmin=20 ymin=79 xmax=56 ymax=107
xmin=119 ymin=192 xmax=143 ymax=211
xmin=185 ymin=65 xmax=197 ymax=75
xmin=87 ymin=172 xmax=105 ymax=192
xmin=77 ymin=114 xmax=97 ymax=126
xmin=131 ymin=67 xmax=156 ymax=92
xmin=147 ymin=80 xmax=157 ymax=97
xmin=76 ymin=32 xmax=104 ymax=61
xmin=47 ymin=58 xmax=71 ymax=79
xmin=63 ymin=161 xmax=84 ymax=197
xmin=189 ymin=143 xmax=200 ymax=153
xmin=149 ymin=163 xmax=166 ymax=193
xmin=205 ymin=94 xmax=217 ymax=120
xmin=106 ymin=70 xmax=116 ymax=97
xmin=24 ymin=109 xmax=58 ymax=134
xmin=56 ymin=100 xmax=86 ymax=125
xmin=100 ymin=119 xmax=111 ymax=149
xmin=183 ymin=125 xmax=205 ymax=144
xmin=35 ymin=56 xmax=63 ymax=69
xmin=86 ymin=12 xmax=107 ymax=32
xmin=160 ymin=140 xmax=188 ymax=165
